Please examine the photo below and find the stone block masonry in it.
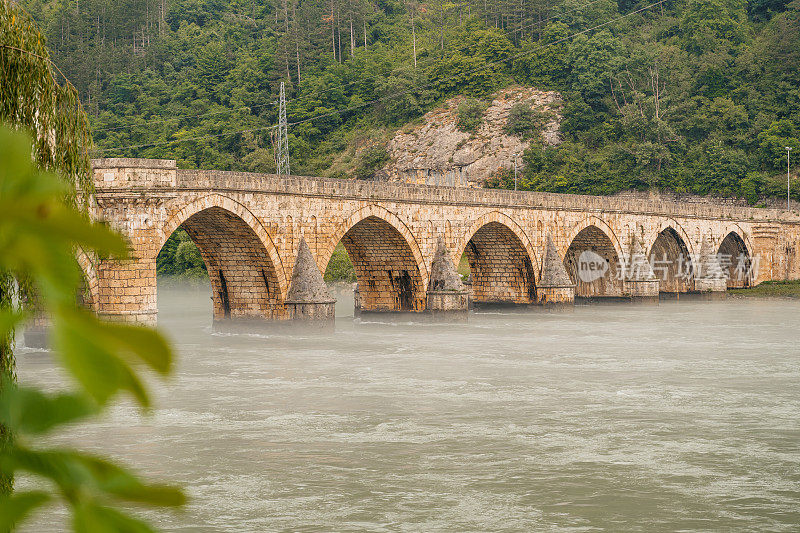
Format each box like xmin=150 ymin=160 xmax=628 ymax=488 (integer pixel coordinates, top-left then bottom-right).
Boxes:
xmin=86 ymin=158 xmax=800 ymax=325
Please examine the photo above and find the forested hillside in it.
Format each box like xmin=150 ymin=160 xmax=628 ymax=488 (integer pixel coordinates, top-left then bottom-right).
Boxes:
xmin=19 ymin=0 xmax=800 ymax=203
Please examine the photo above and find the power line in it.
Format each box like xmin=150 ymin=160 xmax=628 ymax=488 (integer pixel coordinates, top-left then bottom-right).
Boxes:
xmin=510 ymin=0 xmax=609 ymax=37
xmin=91 ymin=0 xmax=609 ymax=134
xmin=94 ymin=124 xmax=277 ymax=153
xmin=1 ymin=43 xmax=77 ymax=91
xmin=92 ymin=102 xmax=278 ymax=133
xmin=99 ymin=0 xmax=665 ymax=155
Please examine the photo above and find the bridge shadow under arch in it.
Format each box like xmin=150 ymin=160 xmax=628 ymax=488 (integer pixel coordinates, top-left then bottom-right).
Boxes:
xmin=718 ymin=231 xmax=752 ymax=288
xmin=564 ymin=224 xmax=624 ymax=299
xmin=158 ymin=196 xmax=285 ymax=323
xmin=649 ymin=226 xmax=694 ymax=294
xmin=457 ymin=214 xmax=537 ymax=306
xmin=323 ymin=207 xmax=426 ymax=313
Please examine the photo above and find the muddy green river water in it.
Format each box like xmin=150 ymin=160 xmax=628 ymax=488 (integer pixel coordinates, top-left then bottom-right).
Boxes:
xmin=16 ymin=286 xmax=800 ymax=531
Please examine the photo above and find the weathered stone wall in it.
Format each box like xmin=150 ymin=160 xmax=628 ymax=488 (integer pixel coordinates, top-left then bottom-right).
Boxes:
xmin=340 ymin=216 xmax=425 ymax=312
xmin=612 ymin=189 xmax=797 ymax=210
xmin=465 ymin=222 xmax=536 ymax=304
xmin=88 ymin=159 xmax=800 ymax=323
xmin=93 ymin=158 xmax=177 ymax=189
xmin=564 ymin=225 xmax=625 ymax=298
xmin=181 ymin=206 xmax=284 ymax=321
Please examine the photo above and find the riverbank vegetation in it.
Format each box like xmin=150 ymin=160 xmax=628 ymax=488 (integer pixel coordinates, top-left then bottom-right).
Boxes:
xmin=157 ymin=229 xmax=208 ymax=281
xmin=729 ymin=280 xmax=800 ymax=298
xmin=323 ymin=244 xmax=357 ymax=283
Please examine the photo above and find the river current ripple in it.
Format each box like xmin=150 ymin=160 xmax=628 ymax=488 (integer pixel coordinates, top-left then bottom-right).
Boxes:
xmin=17 ymin=285 xmax=800 ymax=531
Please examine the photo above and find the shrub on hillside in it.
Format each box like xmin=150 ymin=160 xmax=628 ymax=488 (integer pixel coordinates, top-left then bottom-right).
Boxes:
xmin=354 ymin=145 xmax=390 ymax=180
xmin=505 ymin=103 xmax=552 ymax=139
xmin=456 ymin=98 xmax=487 ymax=133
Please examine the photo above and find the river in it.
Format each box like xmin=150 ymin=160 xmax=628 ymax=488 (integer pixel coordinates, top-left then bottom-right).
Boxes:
xmin=16 ymin=285 xmax=800 ymax=531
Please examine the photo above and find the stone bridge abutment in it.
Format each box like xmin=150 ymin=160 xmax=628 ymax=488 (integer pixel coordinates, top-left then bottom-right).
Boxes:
xmin=87 ymin=158 xmax=800 ymax=327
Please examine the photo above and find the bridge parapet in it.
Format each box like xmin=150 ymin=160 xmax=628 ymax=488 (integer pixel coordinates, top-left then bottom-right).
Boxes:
xmin=90 ymin=159 xmax=797 ymax=225
xmin=93 ymin=158 xmax=177 ymax=189
xmin=143 ymin=168 xmax=796 ymax=224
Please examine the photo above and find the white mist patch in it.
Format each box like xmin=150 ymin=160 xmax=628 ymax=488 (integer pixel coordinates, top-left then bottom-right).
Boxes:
xmin=577 ymin=250 xmax=609 ymax=282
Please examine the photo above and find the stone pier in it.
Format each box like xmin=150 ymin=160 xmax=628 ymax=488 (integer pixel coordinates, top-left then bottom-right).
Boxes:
xmin=283 ymin=239 xmax=336 ymax=328
xmin=625 ymin=235 xmax=660 ymax=302
xmin=426 ymin=237 xmax=470 ymax=320
xmin=537 ymin=236 xmax=575 ymax=306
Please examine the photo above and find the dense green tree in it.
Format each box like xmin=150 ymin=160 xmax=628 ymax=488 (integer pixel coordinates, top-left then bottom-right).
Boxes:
xmin=758 ymin=119 xmax=800 ymax=170
xmin=680 ymin=0 xmax=749 ymax=55
xmin=567 ymin=31 xmax=624 ymax=104
xmin=512 ymin=22 xmax=570 ymax=88
xmin=14 ymin=0 xmax=800 ymax=208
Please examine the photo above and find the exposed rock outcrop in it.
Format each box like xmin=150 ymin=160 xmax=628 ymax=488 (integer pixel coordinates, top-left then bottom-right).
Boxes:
xmin=377 ymin=86 xmax=562 ymax=187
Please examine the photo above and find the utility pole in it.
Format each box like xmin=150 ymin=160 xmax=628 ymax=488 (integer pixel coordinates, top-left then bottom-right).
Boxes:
xmin=276 ymin=82 xmax=290 ymax=178
xmin=513 ymin=152 xmax=518 ymax=191
xmin=787 ymin=147 xmax=793 ymax=210
xmin=410 ymin=7 xmax=417 ymax=69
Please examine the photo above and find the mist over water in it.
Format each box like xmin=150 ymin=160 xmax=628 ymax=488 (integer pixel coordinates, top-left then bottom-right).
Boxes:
xmin=17 ymin=284 xmax=800 ymax=531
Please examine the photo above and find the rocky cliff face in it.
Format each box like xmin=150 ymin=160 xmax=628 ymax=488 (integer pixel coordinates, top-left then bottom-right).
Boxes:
xmin=376 ymin=86 xmax=563 ymax=187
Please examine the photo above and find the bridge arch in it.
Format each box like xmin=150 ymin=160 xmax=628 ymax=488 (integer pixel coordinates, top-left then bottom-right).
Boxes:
xmin=564 ymin=217 xmax=625 ymax=261
xmin=456 ymin=211 xmax=538 ymax=305
xmin=322 ymin=205 xmax=427 ymax=312
xmin=713 ymin=223 xmax=753 ymax=257
xmin=646 ymin=220 xmax=695 ymax=294
xmin=160 ymin=194 xmax=287 ymax=321
xmin=564 ymin=218 xmax=625 ymax=298
xmin=644 ymin=220 xmax=696 ymax=258
xmin=716 ymin=225 xmax=754 ymax=288
xmin=76 ymin=249 xmax=99 ymax=311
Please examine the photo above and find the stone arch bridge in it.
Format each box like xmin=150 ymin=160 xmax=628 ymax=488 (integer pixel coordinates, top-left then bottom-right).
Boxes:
xmin=86 ymin=158 xmax=800 ymax=326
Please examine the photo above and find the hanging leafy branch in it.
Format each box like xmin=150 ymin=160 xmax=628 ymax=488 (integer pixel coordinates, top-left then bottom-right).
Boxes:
xmin=0 ymin=0 xmax=93 ymax=208
xmin=1 ymin=4 xmax=184 ymax=528
xmin=0 ymin=126 xmax=186 ymax=531
xmin=1 ymin=0 xmax=97 ymax=498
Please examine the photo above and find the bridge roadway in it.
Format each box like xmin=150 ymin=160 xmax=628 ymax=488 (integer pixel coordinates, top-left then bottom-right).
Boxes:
xmin=82 ymin=158 xmax=800 ymax=326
